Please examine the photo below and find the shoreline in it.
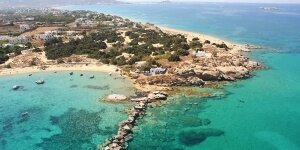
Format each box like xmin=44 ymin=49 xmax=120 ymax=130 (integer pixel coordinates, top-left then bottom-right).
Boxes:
xmin=0 ymin=63 xmax=118 ymax=77
xmin=158 ymin=25 xmax=234 ymax=46
xmin=57 ymin=6 xmax=247 ymax=48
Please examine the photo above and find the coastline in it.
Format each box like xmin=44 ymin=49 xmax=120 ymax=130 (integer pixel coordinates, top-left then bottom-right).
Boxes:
xmin=0 ymin=63 xmax=118 ymax=77
xmin=56 ymin=6 xmax=247 ymax=49
xmin=0 ymin=24 xmax=256 ymax=90
xmin=158 ymin=26 xmax=234 ymax=46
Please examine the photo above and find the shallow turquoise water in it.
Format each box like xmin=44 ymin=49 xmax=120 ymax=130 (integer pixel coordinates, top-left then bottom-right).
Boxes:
xmin=0 ymin=71 xmax=134 ymax=150
xmin=61 ymin=3 xmax=300 ymax=150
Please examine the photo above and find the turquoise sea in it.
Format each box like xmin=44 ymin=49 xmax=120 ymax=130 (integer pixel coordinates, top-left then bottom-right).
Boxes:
xmin=60 ymin=3 xmax=300 ymax=150
xmin=1 ymin=2 xmax=300 ymax=150
xmin=0 ymin=71 xmax=134 ymax=149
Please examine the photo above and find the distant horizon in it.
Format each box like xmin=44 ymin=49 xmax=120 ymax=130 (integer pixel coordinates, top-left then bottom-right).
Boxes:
xmin=122 ymin=0 xmax=300 ymax=4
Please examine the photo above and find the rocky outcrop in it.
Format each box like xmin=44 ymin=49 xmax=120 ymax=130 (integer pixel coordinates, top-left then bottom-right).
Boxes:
xmin=172 ymin=67 xmax=195 ymax=76
xmin=201 ymin=70 xmax=220 ymax=81
xmin=186 ymin=76 xmax=205 ymax=86
xmin=217 ymin=66 xmax=250 ymax=80
xmin=148 ymin=91 xmax=168 ymax=101
xmin=105 ymin=94 xmax=128 ymax=102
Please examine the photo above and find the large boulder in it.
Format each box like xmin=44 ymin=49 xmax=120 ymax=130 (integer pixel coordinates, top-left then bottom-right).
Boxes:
xmin=217 ymin=66 xmax=249 ymax=80
xmin=105 ymin=94 xmax=128 ymax=102
xmin=148 ymin=91 xmax=168 ymax=101
xmin=194 ymin=67 xmax=204 ymax=76
xmin=246 ymin=60 xmax=260 ymax=69
xmin=187 ymin=76 xmax=205 ymax=86
xmin=172 ymin=67 xmax=195 ymax=76
xmin=201 ymin=70 xmax=220 ymax=81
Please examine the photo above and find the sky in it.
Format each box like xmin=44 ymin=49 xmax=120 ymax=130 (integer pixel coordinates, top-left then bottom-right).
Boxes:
xmin=122 ymin=0 xmax=300 ymax=4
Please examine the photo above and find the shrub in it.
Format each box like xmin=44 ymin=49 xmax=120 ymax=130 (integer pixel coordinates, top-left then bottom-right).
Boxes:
xmin=181 ymin=43 xmax=190 ymax=50
xmin=204 ymin=40 xmax=211 ymax=44
xmin=168 ymin=54 xmax=181 ymax=62
xmin=176 ymin=49 xmax=190 ymax=56
xmin=14 ymin=48 xmax=22 ymax=56
xmin=33 ymin=48 xmax=42 ymax=52
xmin=190 ymin=41 xmax=203 ymax=49
xmin=57 ymin=58 xmax=65 ymax=64
xmin=192 ymin=37 xmax=199 ymax=41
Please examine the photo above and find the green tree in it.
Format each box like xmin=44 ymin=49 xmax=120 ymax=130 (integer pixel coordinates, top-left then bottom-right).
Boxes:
xmin=168 ymin=54 xmax=181 ymax=62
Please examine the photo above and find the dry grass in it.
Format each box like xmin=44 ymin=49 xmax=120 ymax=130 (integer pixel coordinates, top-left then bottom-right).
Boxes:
xmin=0 ymin=26 xmax=19 ymax=35
xmin=20 ymin=26 xmax=64 ymax=36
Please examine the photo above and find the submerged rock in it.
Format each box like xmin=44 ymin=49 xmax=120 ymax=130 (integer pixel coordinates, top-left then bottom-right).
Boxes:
xmin=84 ymin=85 xmax=110 ymax=90
xmin=37 ymin=108 xmax=102 ymax=150
xmin=179 ymin=128 xmax=224 ymax=146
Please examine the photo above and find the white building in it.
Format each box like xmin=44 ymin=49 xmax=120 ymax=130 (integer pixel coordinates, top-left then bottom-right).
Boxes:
xmin=45 ymin=30 xmax=61 ymax=35
xmin=192 ymin=50 xmax=212 ymax=58
xmin=75 ymin=18 xmax=98 ymax=27
xmin=35 ymin=33 xmax=54 ymax=41
xmin=25 ymin=17 xmax=35 ymax=21
xmin=9 ymin=36 xmax=32 ymax=44
xmin=150 ymin=67 xmax=166 ymax=75
xmin=19 ymin=24 xmax=31 ymax=32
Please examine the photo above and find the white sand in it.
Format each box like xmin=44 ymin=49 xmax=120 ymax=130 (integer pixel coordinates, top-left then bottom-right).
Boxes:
xmin=158 ymin=26 xmax=233 ymax=45
xmin=0 ymin=64 xmax=118 ymax=77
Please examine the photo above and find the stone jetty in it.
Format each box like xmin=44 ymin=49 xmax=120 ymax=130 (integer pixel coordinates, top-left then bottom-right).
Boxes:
xmin=100 ymin=91 xmax=168 ymax=150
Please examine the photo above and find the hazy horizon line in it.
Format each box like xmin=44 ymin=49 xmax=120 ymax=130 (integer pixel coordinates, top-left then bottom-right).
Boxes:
xmin=123 ymin=0 xmax=300 ymax=4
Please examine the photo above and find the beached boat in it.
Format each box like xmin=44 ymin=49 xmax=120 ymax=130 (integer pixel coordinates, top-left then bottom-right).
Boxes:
xmin=35 ymin=80 xmax=45 ymax=85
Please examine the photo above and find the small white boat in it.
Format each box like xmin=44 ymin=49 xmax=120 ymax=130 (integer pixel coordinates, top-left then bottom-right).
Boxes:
xmin=89 ymin=75 xmax=95 ymax=79
xmin=35 ymin=80 xmax=45 ymax=85
xmin=12 ymin=85 xmax=21 ymax=90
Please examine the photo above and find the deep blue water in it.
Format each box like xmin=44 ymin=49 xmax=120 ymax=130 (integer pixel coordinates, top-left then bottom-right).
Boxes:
xmin=60 ymin=3 xmax=300 ymax=150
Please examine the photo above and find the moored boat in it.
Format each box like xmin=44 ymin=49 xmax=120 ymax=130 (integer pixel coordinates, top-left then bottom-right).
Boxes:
xmin=35 ymin=79 xmax=45 ymax=85
xmin=12 ymin=85 xmax=21 ymax=90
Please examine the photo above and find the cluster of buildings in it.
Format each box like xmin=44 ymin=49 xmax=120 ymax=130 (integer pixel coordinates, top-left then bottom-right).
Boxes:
xmin=75 ymin=18 xmax=99 ymax=28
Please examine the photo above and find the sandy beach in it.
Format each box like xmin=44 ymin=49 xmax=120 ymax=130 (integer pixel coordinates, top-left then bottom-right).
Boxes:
xmin=158 ymin=26 xmax=249 ymax=53
xmin=158 ymin=26 xmax=233 ymax=45
xmin=0 ymin=63 xmax=118 ymax=77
